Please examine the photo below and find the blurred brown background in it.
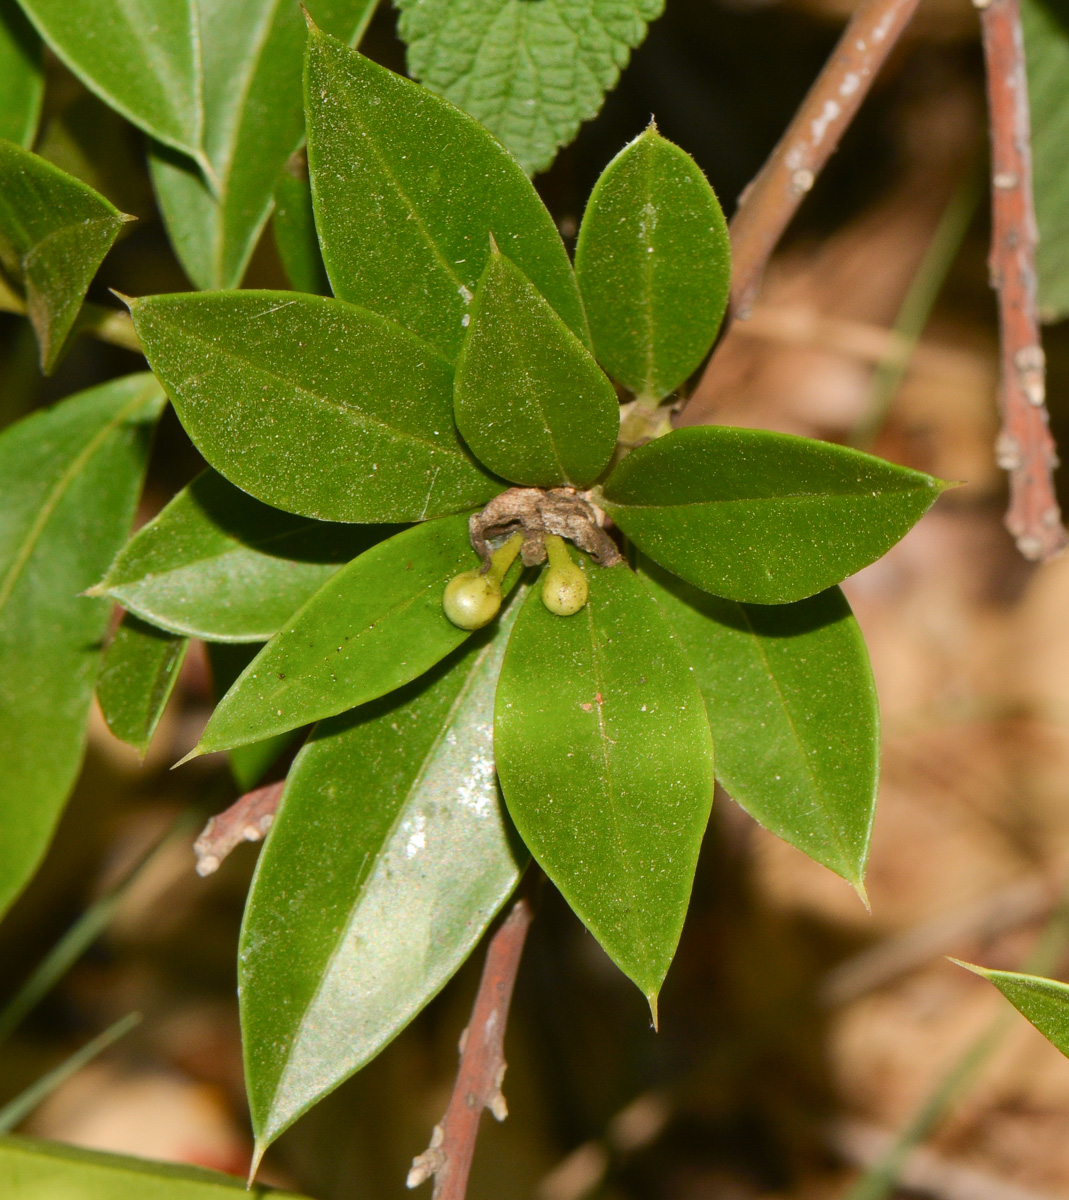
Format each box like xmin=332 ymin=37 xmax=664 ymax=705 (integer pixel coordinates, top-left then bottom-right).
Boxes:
xmin=7 ymin=0 xmax=1069 ymax=1197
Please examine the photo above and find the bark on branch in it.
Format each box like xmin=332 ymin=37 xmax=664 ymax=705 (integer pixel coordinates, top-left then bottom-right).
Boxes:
xmin=407 ymin=895 xmax=534 ymax=1200
xmin=726 ymin=0 xmax=922 ymax=319
xmin=979 ymin=0 xmax=1067 ymax=560
xmin=192 ymin=780 xmax=284 ymax=876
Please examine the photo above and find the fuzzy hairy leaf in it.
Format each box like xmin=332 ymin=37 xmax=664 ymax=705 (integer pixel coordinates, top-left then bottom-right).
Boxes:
xmin=396 ymin=0 xmax=665 ymax=176
xmin=1023 ymin=0 xmax=1069 ymax=321
xmin=129 ymin=290 xmax=500 ymax=523
xmin=454 ymin=249 xmax=618 ymax=487
xmin=495 ymin=562 xmax=713 ymax=1008
xmin=0 ymin=140 xmax=129 ymax=371
xmin=14 ymin=0 xmax=206 ymax=169
xmin=192 ymin=514 xmax=520 ymax=756
xmin=0 ymin=374 xmax=164 ymax=919
xmin=575 ymin=125 xmax=730 ymax=399
xmin=0 ymin=1 xmax=41 ymax=147
xmin=241 ymin=599 xmax=527 ymax=1152
xmin=305 ymin=28 xmax=588 ymax=360
xmin=149 ymin=0 xmax=376 ymax=290
xmin=0 ymin=1134 xmax=308 ymax=1199
xmin=97 ymin=470 xmax=397 ymax=643
xmin=97 ymin=614 xmax=188 ymax=757
xmin=641 ymin=561 xmax=878 ymax=889
xmin=600 ymin=426 xmax=946 ymax=604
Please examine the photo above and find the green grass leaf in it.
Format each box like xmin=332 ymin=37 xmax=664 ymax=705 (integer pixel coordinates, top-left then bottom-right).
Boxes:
xmin=192 ymin=513 xmax=519 ymax=755
xmin=494 ymin=561 xmax=714 ymax=1010
xmin=148 ymin=0 xmax=377 ymax=291
xmin=0 ymin=1 xmax=42 ymax=147
xmin=305 ymin=26 xmax=589 ymax=360
xmin=1023 ymin=0 xmax=1069 ymax=321
xmin=241 ymin=599 xmax=528 ymax=1154
xmin=957 ymin=963 xmax=1069 ymax=1058
xmin=396 ymin=0 xmax=666 ymax=177
xmin=454 ymin=249 xmax=619 ymax=487
xmin=14 ymin=0 xmax=206 ymax=169
xmin=128 ymin=290 xmax=501 ymax=523
xmin=575 ymin=124 xmax=730 ymax=400
xmin=0 ymin=373 xmax=164 ymax=920
xmin=273 ymin=169 xmax=330 ymax=296
xmin=0 ymin=140 xmax=130 ymax=371
xmin=600 ymin=426 xmax=946 ymax=604
xmin=641 ymin=561 xmax=878 ymax=890
xmin=97 ymin=470 xmax=399 ymax=643
xmin=0 ymin=1134 xmax=309 ymax=1198
xmin=96 ymin=614 xmax=188 ymax=757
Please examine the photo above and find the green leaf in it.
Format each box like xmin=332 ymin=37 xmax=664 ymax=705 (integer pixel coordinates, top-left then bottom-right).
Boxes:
xmin=495 ymin=561 xmax=714 ymax=1008
xmin=396 ymin=0 xmax=665 ymax=177
xmin=14 ymin=0 xmax=207 ymax=171
xmin=128 ymin=290 xmax=500 ymax=523
xmin=640 ymin=560 xmax=877 ymax=889
xmin=1023 ymin=0 xmax=1069 ymax=321
xmin=96 ymin=470 xmax=398 ymax=643
xmin=273 ymin=169 xmax=329 ymax=296
xmin=574 ymin=124 xmax=730 ymax=400
xmin=0 ymin=1134 xmax=309 ymax=1199
xmin=0 ymin=373 xmax=164 ymax=920
xmin=241 ymin=598 xmax=528 ymax=1153
xmin=599 ymin=426 xmax=946 ymax=605
xmin=192 ymin=513 xmax=520 ymax=756
xmin=0 ymin=1 xmax=42 ymax=147
xmin=957 ymin=964 xmax=1069 ymax=1057
xmin=207 ymin=642 xmax=300 ymax=791
xmin=454 ymin=249 xmax=619 ymax=487
xmin=0 ymin=139 xmax=130 ymax=372
xmin=148 ymin=0 xmax=377 ymax=291
xmin=96 ymin=614 xmax=188 ymax=757
xmin=305 ymin=28 xmax=589 ymax=360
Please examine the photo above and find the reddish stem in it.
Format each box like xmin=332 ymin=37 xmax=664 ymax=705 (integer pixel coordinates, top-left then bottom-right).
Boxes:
xmin=192 ymin=780 xmax=284 ymax=877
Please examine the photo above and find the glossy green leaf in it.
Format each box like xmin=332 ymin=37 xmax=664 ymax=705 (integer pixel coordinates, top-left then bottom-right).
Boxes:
xmin=148 ymin=0 xmax=377 ymax=291
xmin=192 ymin=513 xmax=519 ymax=756
xmin=0 ymin=1134 xmax=308 ymax=1199
xmin=96 ymin=470 xmax=397 ymax=643
xmin=600 ymin=426 xmax=946 ymax=605
xmin=273 ymin=169 xmax=329 ymax=296
xmin=14 ymin=0 xmax=206 ymax=170
xmin=128 ymin=290 xmax=500 ymax=523
xmin=1023 ymin=0 xmax=1069 ymax=321
xmin=207 ymin=642 xmax=300 ymax=791
xmin=0 ymin=373 xmax=164 ymax=919
xmin=640 ymin=560 xmax=877 ymax=889
xmin=396 ymin=0 xmax=665 ymax=177
xmin=495 ymin=561 xmax=714 ymax=1007
xmin=241 ymin=598 xmax=528 ymax=1153
xmin=96 ymin=614 xmax=188 ymax=757
xmin=574 ymin=124 xmax=730 ymax=400
xmin=0 ymin=1 xmax=41 ymax=147
xmin=305 ymin=27 xmax=589 ymax=360
xmin=0 ymin=140 xmax=130 ymax=371
xmin=454 ymin=250 xmax=619 ymax=487
xmin=957 ymin=964 xmax=1069 ymax=1057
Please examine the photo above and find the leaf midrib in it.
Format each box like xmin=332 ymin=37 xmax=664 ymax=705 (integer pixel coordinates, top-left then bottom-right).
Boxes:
xmin=608 ymin=483 xmax=933 ymax=509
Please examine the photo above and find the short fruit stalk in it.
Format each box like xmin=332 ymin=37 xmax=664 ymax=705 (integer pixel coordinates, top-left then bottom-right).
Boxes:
xmin=541 ymin=535 xmax=589 ymax=616
xmin=443 ymin=532 xmax=524 ymax=630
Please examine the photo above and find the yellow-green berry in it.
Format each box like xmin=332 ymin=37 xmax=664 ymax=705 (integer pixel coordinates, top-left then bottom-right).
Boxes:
xmin=443 ymin=570 xmax=502 ymax=630
xmin=541 ymin=564 xmax=588 ymax=616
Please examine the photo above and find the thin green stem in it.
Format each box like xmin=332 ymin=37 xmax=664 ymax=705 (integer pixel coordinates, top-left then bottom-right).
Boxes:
xmin=544 ymin=534 xmax=573 ymax=572
xmin=849 ymin=164 xmax=983 ymax=451
xmin=487 ymin=531 xmax=524 ymax=583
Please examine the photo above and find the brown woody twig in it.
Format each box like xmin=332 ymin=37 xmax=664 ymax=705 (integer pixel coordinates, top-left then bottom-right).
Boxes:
xmin=192 ymin=780 xmax=284 ymax=877
xmin=407 ymin=895 xmax=534 ymax=1199
xmin=979 ymin=0 xmax=1067 ymax=561
xmin=725 ymin=0 xmax=922 ymax=320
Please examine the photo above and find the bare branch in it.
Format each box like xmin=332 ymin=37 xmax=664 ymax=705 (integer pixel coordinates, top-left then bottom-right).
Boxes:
xmin=979 ymin=0 xmax=1067 ymax=561
xmin=407 ymin=895 xmax=534 ymax=1200
xmin=193 ymin=780 xmax=284 ymax=877
xmin=726 ymin=0 xmax=922 ymax=320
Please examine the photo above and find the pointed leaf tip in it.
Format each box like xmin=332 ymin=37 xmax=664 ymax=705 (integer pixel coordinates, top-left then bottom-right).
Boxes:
xmin=171 ymin=746 xmax=202 ymax=770
xmin=648 ymin=992 xmax=659 ymax=1031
